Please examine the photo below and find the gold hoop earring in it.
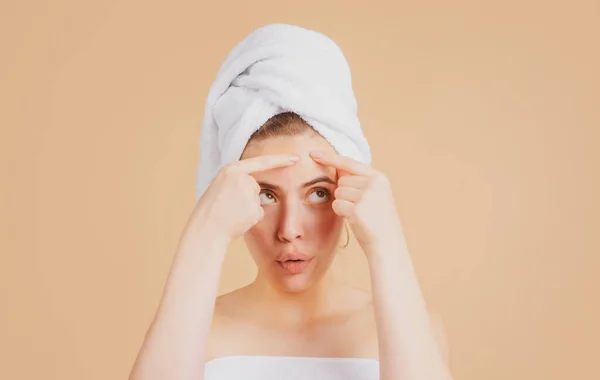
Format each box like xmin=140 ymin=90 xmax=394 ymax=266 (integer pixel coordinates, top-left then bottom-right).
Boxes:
xmin=341 ymin=222 xmax=350 ymax=249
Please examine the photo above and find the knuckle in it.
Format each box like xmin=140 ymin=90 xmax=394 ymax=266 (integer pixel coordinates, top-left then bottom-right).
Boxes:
xmin=334 ymin=187 xmax=342 ymax=198
xmin=365 ymin=175 xmax=375 ymax=187
xmin=221 ymin=163 xmax=237 ymax=177
xmin=254 ymin=208 xmax=264 ymax=222
xmin=251 ymin=179 xmax=260 ymax=192
xmin=332 ymin=199 xmax=341 ymax=210
xmin=373 ymin=171 xmax=389 ymax=185
xmin=241 ymin=177 xmax=258 ymax=194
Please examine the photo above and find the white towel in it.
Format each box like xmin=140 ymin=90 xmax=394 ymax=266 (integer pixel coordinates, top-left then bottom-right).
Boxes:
xmin=204 ymin=355 xmax=380 ymax=380
xmin=195 ymin=23 xmax=371 ymax=201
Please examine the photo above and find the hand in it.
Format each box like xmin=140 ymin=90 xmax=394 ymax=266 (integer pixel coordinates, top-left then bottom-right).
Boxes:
xmin=309 ymin=151 xmax=404 ymax=254
xmin=194 ymin=154 xmax=300 ymax=243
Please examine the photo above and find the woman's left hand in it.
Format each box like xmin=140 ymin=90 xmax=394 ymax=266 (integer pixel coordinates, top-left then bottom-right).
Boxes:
xmin=309 ymin=150 xmax=405 ymax=256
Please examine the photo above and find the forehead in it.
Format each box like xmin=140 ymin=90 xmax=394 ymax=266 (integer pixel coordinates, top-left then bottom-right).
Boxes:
xmin=241 ymin=132 xmax=337 ymax=185
xmin=242 ymin=130 xmax=336 ymax=157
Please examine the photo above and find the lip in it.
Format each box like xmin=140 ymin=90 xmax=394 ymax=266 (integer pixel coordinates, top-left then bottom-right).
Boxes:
xmin=276 ymin=257 xmax=314 ymax=274
xmin=275 ymin=252 xmax=312 ymax=262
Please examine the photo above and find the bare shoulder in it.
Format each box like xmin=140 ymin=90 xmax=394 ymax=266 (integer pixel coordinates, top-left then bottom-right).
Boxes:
xmin=338 ymin=286 xmax=379 ymax=359
xmin=205 ymin=287 xmax=252 ymax=363
xmin=213 ymin=286 xmax=250 ymax=316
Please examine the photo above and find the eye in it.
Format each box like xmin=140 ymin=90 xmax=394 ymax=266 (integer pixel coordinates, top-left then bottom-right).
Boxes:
xmin=307 ymin=188 xmax=331 ymax=204
xmin=259 ymin=190 xmax=276 ymax=205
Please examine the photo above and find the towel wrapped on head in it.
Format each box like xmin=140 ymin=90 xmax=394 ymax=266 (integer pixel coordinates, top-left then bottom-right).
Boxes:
xmin=195 ymin=23 xmax=371 ymax=201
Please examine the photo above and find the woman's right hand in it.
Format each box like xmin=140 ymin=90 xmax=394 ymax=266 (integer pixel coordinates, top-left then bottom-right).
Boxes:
xmin=193 ymin=154 xmax=300 ymax=243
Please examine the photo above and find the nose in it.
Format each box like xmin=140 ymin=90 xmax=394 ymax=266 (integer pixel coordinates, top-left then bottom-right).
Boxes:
xmin=277 ymin=199 xmax=304 ymax=243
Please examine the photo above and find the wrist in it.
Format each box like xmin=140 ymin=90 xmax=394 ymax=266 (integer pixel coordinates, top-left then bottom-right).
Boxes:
xmin=365 ymin=233 xmax=415 ymax=275
xmin=185 ymin=206 xmax=232 ymax=249
xmin=364 ymin=222 xmax=407 ymax=258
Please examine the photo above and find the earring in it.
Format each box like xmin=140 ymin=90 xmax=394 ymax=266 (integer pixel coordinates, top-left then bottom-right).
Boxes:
xmin=340 ymin=222 xmax=350 ymax=249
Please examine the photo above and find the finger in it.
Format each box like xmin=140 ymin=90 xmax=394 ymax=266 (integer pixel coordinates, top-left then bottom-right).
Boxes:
xmin=332 ymin=199 xmax=354 ymax=217
xmin=338 ymin=175 xmax=369 ymax=189
xmin=334 ymin=186 xmax=362 ymax=203
xmin=254 ymin=205 xmax=265 ymax=224
xmin=233 ymin=154 xmax=300 ymax=174
xmin=309 ymin=151 xmax=373 ymax=176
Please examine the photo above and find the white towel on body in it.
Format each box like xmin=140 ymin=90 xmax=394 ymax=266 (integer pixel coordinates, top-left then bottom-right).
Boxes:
xmin=204 ymin=355 xmax=380 ymax=380
xmin=195 ymin=23 xmax=371 ymax=201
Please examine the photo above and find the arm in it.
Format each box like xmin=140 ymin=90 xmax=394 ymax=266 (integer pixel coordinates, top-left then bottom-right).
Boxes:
xmin=128 ymin=207 xmax=229 ymax=380
xmin=307 ymin=151 xmax=453 ymax=380
xmin=367 ymin=235 xmax=453 ymax=380
xmin=128 ymin=154 xmax=298 ymax=380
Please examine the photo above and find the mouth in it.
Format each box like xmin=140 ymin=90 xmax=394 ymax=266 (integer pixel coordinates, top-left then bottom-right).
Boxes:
xmin=276 ymin=258 xmax=314 ymax=274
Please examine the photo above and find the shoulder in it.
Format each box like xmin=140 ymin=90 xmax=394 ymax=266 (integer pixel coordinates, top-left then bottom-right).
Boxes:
xmin=205 ymin=287 xmax=251 ymax=362
xmin=338 ymin=286 xmax=379 ymax=359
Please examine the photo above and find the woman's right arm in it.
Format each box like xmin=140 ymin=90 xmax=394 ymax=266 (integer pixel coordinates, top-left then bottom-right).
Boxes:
xmin=128 ymin=154 xmax=299 ymax=380
xmin=128 ymin=205 xmax=230 ymax=380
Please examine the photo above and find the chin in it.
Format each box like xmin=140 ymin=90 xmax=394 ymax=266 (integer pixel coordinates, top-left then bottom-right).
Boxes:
xmin=276 ymin=274 xmax=315 ymax=293
xmin=269 ymin=259 xmax=321 ymax=293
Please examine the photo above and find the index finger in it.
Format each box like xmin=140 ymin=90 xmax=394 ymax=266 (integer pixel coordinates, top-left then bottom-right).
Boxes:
xmin=309 ymin=151 xmax=373 ymax=176
xmin=233 ymin=154 xmax=300 ymax=173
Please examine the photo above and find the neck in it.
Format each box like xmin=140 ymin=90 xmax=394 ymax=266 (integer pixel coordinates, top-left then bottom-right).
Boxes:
xmin=247 ymin=268 xmax=344 ymax=326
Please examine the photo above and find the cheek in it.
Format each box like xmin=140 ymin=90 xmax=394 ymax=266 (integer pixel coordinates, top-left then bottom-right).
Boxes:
xmin=307 ymin=205 xmax=343 ymax=240
xmin=246 ymin=222 xmax=271 ymax=246
xmin=244 ymin=213 xmax=276 ymax=258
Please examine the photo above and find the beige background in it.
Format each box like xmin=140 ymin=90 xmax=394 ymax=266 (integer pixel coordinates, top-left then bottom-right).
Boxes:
xmin=1 ymin=1 xmax=599 ymax=379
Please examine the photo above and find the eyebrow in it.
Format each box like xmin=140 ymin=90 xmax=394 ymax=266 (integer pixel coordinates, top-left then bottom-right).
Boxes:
xmin=257 ymin=176 xmax=336 ymax=191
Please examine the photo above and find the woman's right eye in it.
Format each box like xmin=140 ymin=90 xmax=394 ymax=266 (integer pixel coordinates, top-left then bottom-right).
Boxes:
xmin=259 ymin=191 xmax=276 ymax=205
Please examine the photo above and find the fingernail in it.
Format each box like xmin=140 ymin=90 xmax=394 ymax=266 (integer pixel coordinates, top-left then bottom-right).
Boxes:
xmin=310 ymin=151 xmax=323 ymax=159
xmin=289 ymin=155 xmax=300 ymax=162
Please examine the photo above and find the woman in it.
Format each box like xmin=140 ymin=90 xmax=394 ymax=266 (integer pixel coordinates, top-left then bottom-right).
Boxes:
xmin=129 ymin=25 xmax=453 ymax=380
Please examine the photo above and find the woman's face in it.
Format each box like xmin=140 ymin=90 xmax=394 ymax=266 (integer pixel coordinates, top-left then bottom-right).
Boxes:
xmin=240 ymin=129 xmax=344 ymax=293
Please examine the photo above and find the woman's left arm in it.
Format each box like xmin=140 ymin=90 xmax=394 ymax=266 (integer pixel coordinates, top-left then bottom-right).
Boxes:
xmin=309 ymin=151 xmax=454 ymax=380
xmin=367 ymin=233 xmax=453 ymax=380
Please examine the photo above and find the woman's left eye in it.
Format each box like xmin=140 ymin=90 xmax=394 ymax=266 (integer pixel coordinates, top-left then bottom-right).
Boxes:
xmin=307 ymin=188 xmax=331 ymax=204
